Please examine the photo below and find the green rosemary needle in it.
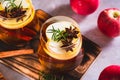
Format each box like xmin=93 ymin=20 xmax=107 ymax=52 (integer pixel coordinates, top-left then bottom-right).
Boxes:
xmin=39 ymin=71 xmax=64 ymax=80
xmin=1 ymin=0 xmax=23 ymax=13
xmin=47 ymin=26 xmax=68 ymax=42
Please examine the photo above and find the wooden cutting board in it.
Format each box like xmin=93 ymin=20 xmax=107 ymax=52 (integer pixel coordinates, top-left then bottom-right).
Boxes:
xmin=0 ymin=9 xmax=101 ymax=80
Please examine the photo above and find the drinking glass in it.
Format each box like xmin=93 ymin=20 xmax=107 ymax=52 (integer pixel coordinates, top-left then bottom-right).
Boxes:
xmin=0 ymin=0 xmax=40 ymax=46
xmin=38 ymin=16 xmax=83 ymax=73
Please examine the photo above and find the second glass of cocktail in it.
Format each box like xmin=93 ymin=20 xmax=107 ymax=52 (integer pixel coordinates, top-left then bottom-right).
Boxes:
xmin=0 ymin=0 xmax=40 ymax=46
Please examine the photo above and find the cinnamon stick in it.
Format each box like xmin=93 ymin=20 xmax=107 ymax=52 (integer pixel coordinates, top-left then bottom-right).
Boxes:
xmin=0 ymin=49 xmax=34 ymax=58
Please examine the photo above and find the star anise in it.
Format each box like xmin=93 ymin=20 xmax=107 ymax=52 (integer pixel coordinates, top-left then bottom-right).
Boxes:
xmin=61 ymin=26 xmax=79 ymax=51
xmin=65 ymin=26 xmax=79 ymax=39
xmin=61 ymin=40 xmax=74 ymax=52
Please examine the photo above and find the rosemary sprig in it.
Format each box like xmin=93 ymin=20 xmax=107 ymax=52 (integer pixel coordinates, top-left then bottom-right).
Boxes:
xmin=47 ymin=26 xmax=68 ymax=42
xmin=2 ymin=0 xmax=23 ymax=13
xmin=39 ymin=71 xmax=64 ymax=80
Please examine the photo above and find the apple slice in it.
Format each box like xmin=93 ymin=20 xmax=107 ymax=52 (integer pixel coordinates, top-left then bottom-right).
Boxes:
xmin=99 ymin=65 xmax=120 ymax=80
xmin=97 ymin=8 xmax=120 ymax=38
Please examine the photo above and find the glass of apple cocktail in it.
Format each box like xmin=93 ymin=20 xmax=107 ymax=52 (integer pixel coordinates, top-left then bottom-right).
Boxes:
xmin=38 ymin=16 xmax=83 ymax=73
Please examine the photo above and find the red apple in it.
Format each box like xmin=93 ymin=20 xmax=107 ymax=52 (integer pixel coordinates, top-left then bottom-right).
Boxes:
xmin=98 ymin=8 xmax=120 ymax=38
xmin=99 ymin=65 xmax=120 ymax=80
xmin=70 ymin=0 xmax=99 ymax=15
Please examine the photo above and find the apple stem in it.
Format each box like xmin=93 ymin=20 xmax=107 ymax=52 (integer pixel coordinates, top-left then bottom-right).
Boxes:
xmin=113 ymin=12 xmax=120 ymax=18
